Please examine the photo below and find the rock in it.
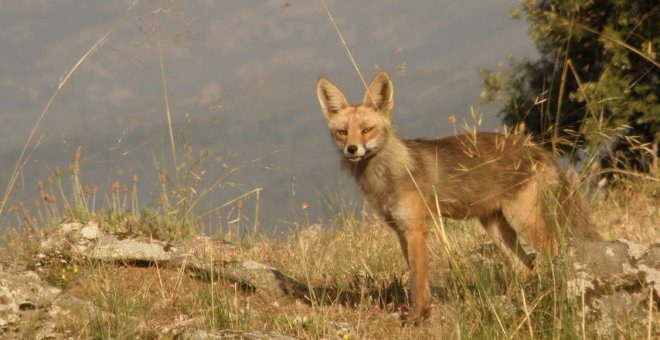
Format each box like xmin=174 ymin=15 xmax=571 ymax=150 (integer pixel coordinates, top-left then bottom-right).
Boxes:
xmin=0 ymin=271 xmax=61 ymax=331
xmin=638 ymin=242 xmax=660 ymax=295
xmin=168 ymin=327 xmax=298 ymax=339
xmin=39 ymin=221 xmax=81 ymax=253
xmin=89 ymin=237 xmax=173 ymax=262
xmin=566 ymin=239 xmax=659 ymax=297
xmin=39 ymin=221 xmax=176 ymax=264
xmin=0 ymin=270 xmax=95 ymax=338
xmin=79 ymin=223 xmax=101 ymax=239
xmin=40 ymin=221 xmax=101 ymax=255
xmin=188 ymin=259 xmax=309 ymax=301
xmin=40 ymin=294 xmax=97 ymax=339
xmin=566 ymin=239 xmax=659 ymax=337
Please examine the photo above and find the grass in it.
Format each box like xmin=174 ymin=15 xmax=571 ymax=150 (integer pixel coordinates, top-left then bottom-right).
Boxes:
xmin=0 ymin=162 xmax=656 ymax=338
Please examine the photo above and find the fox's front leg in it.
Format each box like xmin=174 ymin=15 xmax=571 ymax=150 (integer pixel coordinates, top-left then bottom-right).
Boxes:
xmin=393 ymin=192 xmax=431 ymax=320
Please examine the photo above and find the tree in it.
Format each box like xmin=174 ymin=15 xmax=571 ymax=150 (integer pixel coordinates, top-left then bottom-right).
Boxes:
xmin=481 ymin=0 xmax=658 ymax=174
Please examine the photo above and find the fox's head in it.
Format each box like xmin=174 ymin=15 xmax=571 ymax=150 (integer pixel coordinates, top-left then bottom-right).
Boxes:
xmin=316 ymin=71 xmax=394 ymax=162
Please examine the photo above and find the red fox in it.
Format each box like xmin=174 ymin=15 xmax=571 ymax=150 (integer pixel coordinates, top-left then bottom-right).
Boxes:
xmin=316 ymin=71 xmax=601 ymax=320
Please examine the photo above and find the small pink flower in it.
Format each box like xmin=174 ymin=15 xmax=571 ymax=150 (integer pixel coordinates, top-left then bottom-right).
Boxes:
xmin=191 ymin=235 xmax=201 ymax=249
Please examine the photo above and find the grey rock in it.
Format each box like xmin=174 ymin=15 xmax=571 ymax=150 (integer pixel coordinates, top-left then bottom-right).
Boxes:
xmin=89 ymin=237 xmax=173 ymax=262
xmin=170 ymin=327 xmax=298 ymax=339
xmin=566 ymin=239 xmax=659 ymax=337
xmin=79 ymin=223 xmax=101 ymax=240
xmin=39 ymin=221 xmax=176 ymax=263
xmin=566 ymin=239 xmax=659 ymax=297
xmin=0 ymin=271 xmax=61 ymax=329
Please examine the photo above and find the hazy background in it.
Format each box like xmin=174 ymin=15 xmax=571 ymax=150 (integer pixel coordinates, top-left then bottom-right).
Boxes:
xmin=0 ymin=0 xmax=537 ymax=234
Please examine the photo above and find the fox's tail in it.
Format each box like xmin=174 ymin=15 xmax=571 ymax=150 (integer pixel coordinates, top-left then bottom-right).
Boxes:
xmin=557 ymin=175 xmax=602 ymax=241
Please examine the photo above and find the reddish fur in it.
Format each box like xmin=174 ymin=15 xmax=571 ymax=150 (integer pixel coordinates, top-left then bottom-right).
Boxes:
xmin=317 ymin=72 xmax=600 ymax=320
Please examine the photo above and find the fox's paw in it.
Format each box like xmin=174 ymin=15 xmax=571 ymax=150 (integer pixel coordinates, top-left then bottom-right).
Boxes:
xmin=390 ymin=305 xmax=430 ymax=325
xmin=412 ymin=305 xmax=431 ymax=324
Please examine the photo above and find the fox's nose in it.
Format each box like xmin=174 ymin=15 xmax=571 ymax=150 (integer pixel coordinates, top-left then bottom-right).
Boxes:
xmin=346 ymin=145 xmax=358 ymax=155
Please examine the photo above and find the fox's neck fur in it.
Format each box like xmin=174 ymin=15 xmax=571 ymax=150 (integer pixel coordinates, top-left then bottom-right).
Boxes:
xmin=343 ymin=129 xmax=414 ymax=210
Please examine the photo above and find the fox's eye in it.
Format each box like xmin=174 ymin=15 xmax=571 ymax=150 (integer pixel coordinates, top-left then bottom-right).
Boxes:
xmin=361 ymin=127 xmax=374 ymax=134
xmin=336 ymin=129 xmax=348 ymax=136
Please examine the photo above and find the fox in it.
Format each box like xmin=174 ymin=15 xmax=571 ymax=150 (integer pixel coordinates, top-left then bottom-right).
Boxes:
xmin=316 ymin=71 xmax=601 ymax=320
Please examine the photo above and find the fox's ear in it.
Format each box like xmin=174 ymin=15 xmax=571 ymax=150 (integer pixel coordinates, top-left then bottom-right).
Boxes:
xmin=362 ymin=71 xmax=393 ymax=114
xmin=317 ymin=77 xmax=349 ymax=120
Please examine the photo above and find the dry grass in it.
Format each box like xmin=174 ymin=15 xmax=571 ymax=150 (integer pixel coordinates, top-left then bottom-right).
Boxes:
xmin=590 ymin=178 xmax=659 ymax=242
xmin=0 ymin=170 xmax=656 ymax=338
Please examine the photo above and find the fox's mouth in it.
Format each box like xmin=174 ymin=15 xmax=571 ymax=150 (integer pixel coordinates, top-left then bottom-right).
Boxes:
xmin=342 ymin=144 xmax=372 ymax=162
xmin=345 ymin=149 xmax=371 ymax=162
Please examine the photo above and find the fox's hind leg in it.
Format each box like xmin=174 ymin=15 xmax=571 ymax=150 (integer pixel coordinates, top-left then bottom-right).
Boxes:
xmin=502 ymin=182 xmax=558 ymax=258
xmin=479 ymin=212 xmax=534 ymax=281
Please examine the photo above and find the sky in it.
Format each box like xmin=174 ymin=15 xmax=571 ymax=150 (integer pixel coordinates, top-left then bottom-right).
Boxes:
xmin=0 ymin=0 xmax=537 ymax=234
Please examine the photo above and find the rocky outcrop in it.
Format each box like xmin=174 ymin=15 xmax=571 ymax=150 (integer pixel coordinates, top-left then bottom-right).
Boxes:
xmin=168 ymin=327 xmax=298 ymax=340
xmin=0 ymin=271 xmax=60 ymax=333
xmin=566 ymin=239 xmax=659 ymax=337
xmin=39 ymin=221 xmax=176 ymax=263
xmin=0 ymin=269 xmax=95 ymax=338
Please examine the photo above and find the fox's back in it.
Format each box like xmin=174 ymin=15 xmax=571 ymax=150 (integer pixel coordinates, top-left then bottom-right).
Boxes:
xmin=405 ymin=132 xmax=559 ymax=218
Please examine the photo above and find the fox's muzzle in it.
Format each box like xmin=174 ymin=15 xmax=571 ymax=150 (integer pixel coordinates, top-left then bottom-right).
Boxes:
xmin=343 ymin=144 xmax=367 ymax=161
